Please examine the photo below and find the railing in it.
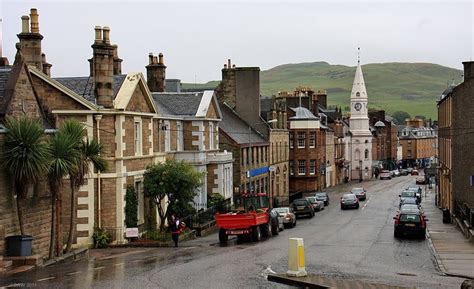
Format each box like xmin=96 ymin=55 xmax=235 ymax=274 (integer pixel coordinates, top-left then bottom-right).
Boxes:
xmin=454 ymin=200 xmax=473 ymax=228
xmin=181 ymin=199 xmax=232 ymax=232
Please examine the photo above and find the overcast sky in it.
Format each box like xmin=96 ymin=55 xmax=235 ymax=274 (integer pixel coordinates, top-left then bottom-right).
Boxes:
xmin=1 ymin=0 xmax=472 ymax=82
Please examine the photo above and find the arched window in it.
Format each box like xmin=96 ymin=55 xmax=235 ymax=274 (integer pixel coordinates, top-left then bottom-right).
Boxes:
xmin=355 ymin=149 xmax=360 ymax=161
xmin=365 ymin=149 xmax=369 ymax=159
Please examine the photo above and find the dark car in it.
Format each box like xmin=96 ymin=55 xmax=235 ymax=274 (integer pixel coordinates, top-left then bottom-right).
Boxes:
xmin=350 ymin=187 xmax=367 ymax=201
xmin=393 ymin=208 xmax=428 ymax=238
xmin=340 ymin=193 xmax=359 ymax=210
xmin=315 ymin=192 xmax=329 ymax=206
xmin=292 ymin=199 xmax=315 ymax=218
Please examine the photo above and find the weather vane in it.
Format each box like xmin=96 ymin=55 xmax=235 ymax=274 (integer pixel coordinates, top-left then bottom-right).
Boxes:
xmin=357 ymin=47 xmax=360 ymax=64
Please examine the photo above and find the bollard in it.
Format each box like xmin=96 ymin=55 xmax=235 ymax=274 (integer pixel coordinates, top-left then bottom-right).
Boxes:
xmin=287 ymin=238 xmax=307 ymax=277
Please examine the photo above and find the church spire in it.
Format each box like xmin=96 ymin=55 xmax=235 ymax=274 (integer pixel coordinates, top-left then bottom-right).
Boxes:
xmin=351 ymin=48 xmax=367 ymax=99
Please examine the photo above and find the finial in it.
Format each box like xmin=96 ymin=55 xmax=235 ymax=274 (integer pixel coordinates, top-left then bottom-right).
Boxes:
xmin=358 ymin=47 xmax=361 ymax=64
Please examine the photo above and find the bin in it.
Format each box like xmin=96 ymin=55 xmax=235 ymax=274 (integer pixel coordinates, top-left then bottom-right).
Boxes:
xmin=442 ymin=209 xmax=451 ymax=224
xmin=5 ymin=235 xmax=33 ymax=256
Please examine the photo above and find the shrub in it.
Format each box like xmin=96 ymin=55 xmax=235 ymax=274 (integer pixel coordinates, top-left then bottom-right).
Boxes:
xmin=124 ymin=185 xmax=138 ymax=228
xmin=92 ymin=227 xmax=111 ymax=248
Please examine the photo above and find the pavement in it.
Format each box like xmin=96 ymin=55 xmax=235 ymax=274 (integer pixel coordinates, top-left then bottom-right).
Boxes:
xmin=424 ymin=188 xmax=474 ymax=279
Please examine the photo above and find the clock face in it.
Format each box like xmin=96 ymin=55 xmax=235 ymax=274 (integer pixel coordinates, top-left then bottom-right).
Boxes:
xmin=354 ymin=102 xmax=362 ymax=111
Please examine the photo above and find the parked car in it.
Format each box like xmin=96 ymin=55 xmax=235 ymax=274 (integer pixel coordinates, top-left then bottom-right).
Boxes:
xmin=292 ymin=199 xmax=315 ymax=218
xmin=399 ymin=190 xmax=419 ymax=207
xmin=406 ymin=186 xmax=422 ymax=203
xmin=273 ymin=207 xmax=296 ymax=228
xmin=392 ymin=169 xmax=401 ymax=177
xmin=393 ymin=207 xmax=428 ymax=239
xmin=400 ymin=169 xmax=409 ymax=176
xmin=306 ymin=196 xmax=324 ymax=211
xmin=399 ymin=197 xmax=419 ymax=209
xmin=416 ymin=177 xmax=427 ymax=185
xmin=400 ymin=203 xmax=424 ymax=215
xmin=314 ymin=192 xmax=329 ymax=206
xmin=269 ymin=208 xmax=285 ymax=232
xmin=340 ymin=193 xmax=359 ymax=210
xmin=350 ymin=187 xmax=367 ymax=201
xmin=411 ymin=169 xmax=419 ymax=176
xmin=380 ymin=170 xmax=392 ymax=180
xmin=407 ymin=167 xmax=414 ymax=173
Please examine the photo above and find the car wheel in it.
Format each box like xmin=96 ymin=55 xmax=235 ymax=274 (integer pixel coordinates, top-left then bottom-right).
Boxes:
xmin=394 ymin=230 xmax=399 ymax=238
xmin=293 ymin=220 xmax=296 ymax=227
xmin=341 ymin=205 xmax=344 ymax=210
xmin=262 ymin=222 xmax=272 ymax=238
xmin=219 ymin=228 xmax=228 ymax=244
xmin=356 ymin=204 xmax=360 ymax=209
xmin=252 ymin=226 xmax=261 ymax=242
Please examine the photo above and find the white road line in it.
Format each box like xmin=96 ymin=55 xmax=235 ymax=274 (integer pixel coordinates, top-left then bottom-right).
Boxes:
xmin=94 ymin=266 xmax=106 ymax=270
xmin=114 ymin=262 xmax=125 ymax=266
xmin=37 ymin=277 xmax=56 ymax=282
xmin=362 ymin=198 xmax=372 ymax=210
xmin=66 ymin=271 xmax=82 ymax=276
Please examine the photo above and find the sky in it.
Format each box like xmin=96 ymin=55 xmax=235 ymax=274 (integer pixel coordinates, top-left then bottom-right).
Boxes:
xmin=0 ymin=0 xmax=472 ymax=83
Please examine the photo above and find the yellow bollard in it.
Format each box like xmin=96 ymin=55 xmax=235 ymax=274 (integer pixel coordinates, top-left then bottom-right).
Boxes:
xmin=287 ymin=238 xmax=307 ymax=277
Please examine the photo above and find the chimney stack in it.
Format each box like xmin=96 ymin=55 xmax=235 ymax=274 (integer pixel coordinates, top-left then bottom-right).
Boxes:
xmin=41 ymin=53 xmax=52 ymax=76
xmin=112 ymin=44 xmax=122 ymax=75
xmin=90 ymin=25 xmax=114 ymax=108
xmin=17 ymin=9 xmax=43 ymax=70
xmin=462 ymin=61 xmax=474 ymax=82
xmin=146 ymin=52 xmax=166 ymax=92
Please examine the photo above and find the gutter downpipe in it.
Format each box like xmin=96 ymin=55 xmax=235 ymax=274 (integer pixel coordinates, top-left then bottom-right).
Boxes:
xmin=94 ymin=114 xmax=103 ymax=228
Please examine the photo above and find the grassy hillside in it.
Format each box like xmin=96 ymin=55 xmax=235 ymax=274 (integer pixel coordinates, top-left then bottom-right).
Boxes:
xmin=183 ymin=62 xmax=462 ymax=119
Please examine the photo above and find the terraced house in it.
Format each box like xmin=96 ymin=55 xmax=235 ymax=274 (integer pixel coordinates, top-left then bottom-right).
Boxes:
xmin=0 ymin=9 xmax=233 ymax=259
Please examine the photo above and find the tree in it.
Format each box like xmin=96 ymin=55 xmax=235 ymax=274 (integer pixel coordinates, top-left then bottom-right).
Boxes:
xmin=143 ymin=160 xmax=203 ymax=232
xmin=1 ymin=117 xmax=50 ymax=235
xmin=414 ymin=115 xmax=426 ymax=120
xmin=63 ymin=120 xmax=106 ymax=253
xmin=124 ymin=185 xmax=138 ymax=228
xmin=391 ymin=111 xmax=411 ymax=125
xmin=47 ymin=124 xmax=80 ymax=258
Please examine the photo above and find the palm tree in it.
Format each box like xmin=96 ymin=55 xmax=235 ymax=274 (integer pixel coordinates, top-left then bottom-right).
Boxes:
xmin=1 ymin=117 xmax=50 ymax=235
xmin=47 ymin=126 xmax=80 ymax=258
xmin=62 ymin=121 xmax=106 ymax=252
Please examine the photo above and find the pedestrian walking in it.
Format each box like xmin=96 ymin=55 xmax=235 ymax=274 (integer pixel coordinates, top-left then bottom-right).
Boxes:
xmin=169 ymin=214 xmax=184 ymax=247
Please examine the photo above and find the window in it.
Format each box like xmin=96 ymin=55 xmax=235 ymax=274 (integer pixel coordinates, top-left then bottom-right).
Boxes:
xmin=309 ymin=132 xmax=315 ymax=148
xmin=134 ymin=121 xmax=142 ymax=155
xmin=289 ymin=160 xmax=294 ymax=175
xmin=176 ymin=121 xmax=183 ymax=151
xmin=289 ymin=133 xmax=294 ymax=148
xmin=298 ymin=160 xmax=306 ymax=175
xmin=364 ymin=149 xmax=369 ymax=159
xmin=310 ymin=160 xmax=316 ymax=175
xmin=209 ymin=122 xmax=214 ymax=150
xmin=298 ymin=132 xmax=306 ymax=148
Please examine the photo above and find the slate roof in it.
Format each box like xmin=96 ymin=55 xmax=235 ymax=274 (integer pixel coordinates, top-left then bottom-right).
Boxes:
xmin=219 ymin=103 xmax=268 ymax=145
xmin=0 ymin=67 xmax=12 ymax=99
xmin=260 ymin=97 xmax=273 ymax=113
xmin=54 ymin=75 xmax=126 ymax=103
xmin=289 ymin=106 xmax=319 ymax=120
xmin=152 ymin=92 xmax=203 ymax=116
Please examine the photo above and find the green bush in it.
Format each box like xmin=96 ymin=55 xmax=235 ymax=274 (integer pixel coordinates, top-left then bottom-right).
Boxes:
xmin=144 ymin=230 xmax=172 ymax=242
xmin=92 ymin=228 xmax=111 ymax=248
xmin=125 ymin=185 xmax=138 ymax=228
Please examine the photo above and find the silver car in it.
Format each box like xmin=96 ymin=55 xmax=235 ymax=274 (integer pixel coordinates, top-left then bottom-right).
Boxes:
xmin=306 ymin=196 xmax=324 ymax=211
xmin=273 ymin=207 xmax=296 ymax=228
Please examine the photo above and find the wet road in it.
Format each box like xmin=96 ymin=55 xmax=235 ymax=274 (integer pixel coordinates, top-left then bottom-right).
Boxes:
xmin=0 ymin=175 xmax=466 ymax=288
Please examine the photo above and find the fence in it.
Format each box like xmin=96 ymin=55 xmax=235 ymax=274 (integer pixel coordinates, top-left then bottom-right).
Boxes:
xmin=454 ymin=200 xmax=473 ymax=228
xmin=181 ymin=198 xmax=232 ymax=231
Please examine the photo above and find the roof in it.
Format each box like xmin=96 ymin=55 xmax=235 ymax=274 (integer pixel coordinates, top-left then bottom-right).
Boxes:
xmin=374 ymin=120 xmax=386 ymax=128
xmin=289 ymin=106 xmax=319 ymax=120
xmin=54 ymin=75 xmax=126 ymax=103
xmin=0 ymin=67 xmax=12 ymax=99
xmin=440 ymin=83 xmax=457 ymax=102
xmin=219 ymin=102 xmax=268 ymax=145
xmin=152 ymin=92 xmax=204 ymax=116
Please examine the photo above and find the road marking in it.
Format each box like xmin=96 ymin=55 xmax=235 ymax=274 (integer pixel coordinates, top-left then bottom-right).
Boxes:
xmin=362 ymin=198 xmax=371 ymax=210
xmin=94 ymin=266 xmax=106 ymax=270
xmin=66 ymin=271 xmax=82 ymax=276
xmin=37 ymin=277 xmax=56 ymax=282
xmin=114 ymin=262 xmax=124 ymax=266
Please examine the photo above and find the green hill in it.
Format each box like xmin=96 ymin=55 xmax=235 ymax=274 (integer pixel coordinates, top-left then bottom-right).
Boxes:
xmin=183 ymin=62 xmax=462 ymax=119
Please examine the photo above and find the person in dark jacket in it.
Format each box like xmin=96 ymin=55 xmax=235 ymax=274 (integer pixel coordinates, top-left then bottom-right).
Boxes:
xmin=169 ymin=214 xmax=181 ymax=247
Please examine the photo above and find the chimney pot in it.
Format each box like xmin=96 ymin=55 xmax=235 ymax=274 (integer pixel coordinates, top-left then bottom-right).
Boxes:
xmin=153 ymin=56 xmax=158 ymax=64
xmin=21 ymin=16 xmax=30 ymax=33
xmin=158 ymin=53 xmax=164 ymax=65
xmin=94 ymin=26 xmax=102 ymax=43
xmin=41 ymin=53 xmax=46 ymax=62
xmin=30 ymin=8 xmax=39 ymax=33
xmin=102 ymin=26 xmax=110 ymax=44
xmin=149 ymin=53 xmax=154 ymax=64
xmin=224 ymin=64 xmax=227 ymax=69
xmin=227 ymin=59 xmax=231 ymax=68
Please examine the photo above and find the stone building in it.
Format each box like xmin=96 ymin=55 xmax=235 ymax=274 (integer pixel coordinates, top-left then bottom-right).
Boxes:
xmin=369 ymin=110 xmax=398 ymax=170
xmin=398 ymin=119 xmax=437 ymax=168
xmin=219 ymin=103 xmax=270 ymax=204
xmin=215 ymin=60 xmax=289 ymax=206
xmin=437 ymin=62 xmax=474 ymax=231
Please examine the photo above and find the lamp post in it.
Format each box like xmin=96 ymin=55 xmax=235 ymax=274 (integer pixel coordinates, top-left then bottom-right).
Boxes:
xmin=247 ymin=119 xmax=277 ymax=202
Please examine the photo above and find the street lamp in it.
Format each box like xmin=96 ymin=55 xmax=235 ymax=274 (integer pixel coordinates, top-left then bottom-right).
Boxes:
xmin=247 ymin=119 xmax=276 ymax=200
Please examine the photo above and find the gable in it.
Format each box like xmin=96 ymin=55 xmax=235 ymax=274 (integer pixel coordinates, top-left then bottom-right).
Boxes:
xmin=2 ymin=63 xmax=43 ymax=120
xmin=115 ymin=73 xmax=157 ymax=113
xmin=31 ymin=73 xmax=93 ymax=111
xmin=206 ymin=97 xmax=220 ymax=119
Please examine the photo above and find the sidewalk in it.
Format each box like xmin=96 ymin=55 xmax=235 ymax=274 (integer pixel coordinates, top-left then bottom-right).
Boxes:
xmin=423 ymin=189 xmax=474 ymax=279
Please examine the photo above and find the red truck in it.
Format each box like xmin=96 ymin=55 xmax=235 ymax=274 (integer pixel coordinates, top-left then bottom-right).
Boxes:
xmin=215 ymin=193 xmax=279 ymax=244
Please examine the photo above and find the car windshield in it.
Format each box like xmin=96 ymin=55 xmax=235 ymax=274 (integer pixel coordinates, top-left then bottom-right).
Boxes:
xmin=306 ymin=197 xmax=317 ymax=203
xmin=274 ymin=208 xmax=289 ymax=214
xmin=401 ymin=191 xmax=415 ymax=198
xmin=315 ymin=193 xmax=326 ymax=198
xmin=343 ymin=194 xmax=356 ymax=200
xmin=293 ymin=200 xmax=307 ymax=206
xmin=352 ymin=188 xmax=364 ymax=193
xmin=400 ymin=214 xmax=421 ymax=222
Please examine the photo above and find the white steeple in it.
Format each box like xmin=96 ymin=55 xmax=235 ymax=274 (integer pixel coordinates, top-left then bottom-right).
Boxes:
xmin=350 ymin=62 xmax=368 ymax=99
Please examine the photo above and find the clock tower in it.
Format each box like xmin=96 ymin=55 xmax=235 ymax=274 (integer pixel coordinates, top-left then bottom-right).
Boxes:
xmin=349 ymin=50 xmax=372 ymax=180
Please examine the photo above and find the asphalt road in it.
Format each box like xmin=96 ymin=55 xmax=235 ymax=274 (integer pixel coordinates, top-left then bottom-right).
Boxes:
xmin=0 ymin=175 xmax=466 ymax=289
